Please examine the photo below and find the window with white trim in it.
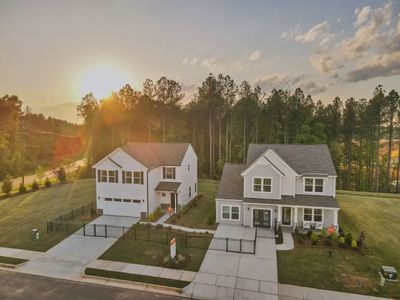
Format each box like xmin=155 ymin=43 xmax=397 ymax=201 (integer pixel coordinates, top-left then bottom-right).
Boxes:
xmin=100 ymin=170 xmax=108 ymax=182
xmin=133 ymin=171 xmax=144 ymax=184
xmin=221 ymin=205 xmax=240 ymax=221
xmin=108 ymin=170 xmax=117 ymax=183
xmin=163 ymin=167 xmax=176 ymax=179
xmin=304 ymin=178 xmax=324 ymax=193
xmin=253 ymin=177 xmax=272 ymax=192
xmin=124 ymin=171 xmax=133 ymax=184
xmin=303 ymin=208 xmax=323 ymax=222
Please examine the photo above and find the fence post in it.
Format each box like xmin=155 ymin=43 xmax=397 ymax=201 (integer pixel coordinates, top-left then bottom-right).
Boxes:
xmin=94 ymin=224 xmax=97 ymax=236
xmin=186 ymin=232 xmax=188 ymax=248
xmin=253 ymin=239 xmax=256 ymax=254
xmin=240 ymin=239 xmax=242 ymax=253
xmin=147 ymin=227 xmax=150 ymax=241
xmin=66 ymin=222 xmax=69 ymax=234
xmin=226 ymin=238 xmax=228 ymax=252
xmin=82 ymin=205 xmax=84 ymax=216
xmin=83 ymin=224 xmax=86 ymax=236
xmin=166 ymin=232 xmax=169 ymax=245
xmin=134 ymin=227 xmax=136 ymax=240
xmin=122 ymin=226 xmax=125 ymax=239
xmin=105 ymin=225 xmax=107 ymax=238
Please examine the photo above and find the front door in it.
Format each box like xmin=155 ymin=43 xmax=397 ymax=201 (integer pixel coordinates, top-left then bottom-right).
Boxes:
xmin=170 ymin=193 xmax=176 ymax=210
xmin=253 ymin=209 xmax=271 ymax=228
xmin=282 ymin=207 xmax=292 ymax=226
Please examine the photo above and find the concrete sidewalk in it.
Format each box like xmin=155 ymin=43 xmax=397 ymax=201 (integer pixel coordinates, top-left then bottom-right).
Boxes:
xmin=183 ymin=225 xmax=278 ymax=300
xmin=276 ymin=232 xmax=294 ymax=251
xmin=0 ymin=247 xmax=42 ymax=260
xmin=87 ymin=259 xmax=197 ymax=282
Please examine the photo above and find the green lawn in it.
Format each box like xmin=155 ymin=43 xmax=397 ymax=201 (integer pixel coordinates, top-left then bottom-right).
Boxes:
xmin=166 ymin=179 xmax=219 ymax=229
xmin=0 ymin=178 xmax=96 ymax=252
xmin=85 ymin=268 xmax=190 ymax=289
xmin=100 ymin=226 xmax=211 ymax=272
xmin=0 ymin=256 xmax=28 ymax=265
xmin=277 ymin=192 xmax=400 ymax=299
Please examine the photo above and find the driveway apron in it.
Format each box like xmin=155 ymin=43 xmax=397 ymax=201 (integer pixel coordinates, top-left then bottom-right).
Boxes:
xmin=17 ymin=215 xmax=139 ymax=280
xmin=183 ymin=225 xmax=278 ymax=300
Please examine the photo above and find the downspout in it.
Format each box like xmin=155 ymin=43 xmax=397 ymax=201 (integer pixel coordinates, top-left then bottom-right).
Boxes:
xmin=146 ymin=170 xmax=149 ymax=217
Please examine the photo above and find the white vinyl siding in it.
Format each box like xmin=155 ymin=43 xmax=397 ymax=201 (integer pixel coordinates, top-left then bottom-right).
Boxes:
xmin=253 ymin=177 xmax=272 ymax=193
xmin=303 ymin=177 xmax=324 ymax=193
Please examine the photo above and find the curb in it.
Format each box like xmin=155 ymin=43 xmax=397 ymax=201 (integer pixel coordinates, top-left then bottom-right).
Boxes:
xmin=82 ymin=274 xmax=186 ymax=297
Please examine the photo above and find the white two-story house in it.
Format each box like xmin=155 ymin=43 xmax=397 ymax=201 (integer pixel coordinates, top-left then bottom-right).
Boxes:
xmin=216 ymin=144 xmax=339 ymax=230
xmin=93 ymin=143 xmax=198 ymax=218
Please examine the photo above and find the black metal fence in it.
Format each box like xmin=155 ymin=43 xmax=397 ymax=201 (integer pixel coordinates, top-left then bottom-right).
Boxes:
xmin=47 ymin=202 xmax=96 ymax=233
xmin=74 ymin=224 xmax=213 ymax=250
xmin=208 ymin=236 xmax=256 ymax=254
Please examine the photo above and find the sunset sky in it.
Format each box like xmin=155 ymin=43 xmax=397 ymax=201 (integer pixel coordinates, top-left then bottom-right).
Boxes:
xmin=1 ymin=0 xmax=400 ymax=122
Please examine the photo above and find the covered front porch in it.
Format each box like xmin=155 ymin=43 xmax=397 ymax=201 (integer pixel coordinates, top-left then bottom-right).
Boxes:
xmin=154 ymin=181 xmax=181 ymax=213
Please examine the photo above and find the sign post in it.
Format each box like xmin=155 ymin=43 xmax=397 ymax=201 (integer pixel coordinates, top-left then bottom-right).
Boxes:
xmin=170 ymin=237 xmax=176 ymax=261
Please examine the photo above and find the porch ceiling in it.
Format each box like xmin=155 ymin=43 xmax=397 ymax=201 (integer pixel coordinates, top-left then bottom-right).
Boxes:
xmin=154 ymin=181 xmax=181 ymax=192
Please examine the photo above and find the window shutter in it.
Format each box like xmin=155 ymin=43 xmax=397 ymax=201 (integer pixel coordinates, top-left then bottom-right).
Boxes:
xmin=163 ymin=167 xmax=166 ymax=179
xmin=97 ymin=170 xmax=100 ymax=182
xmin=115 ymin=170 xmax=118 ymax=183
xmin=122 ymin=171 xmax=125 ymax=184
xmin=140 ymin=172 xmax=144 ymax=184
xmin=173 ymin=168 xmax=176 ymax=179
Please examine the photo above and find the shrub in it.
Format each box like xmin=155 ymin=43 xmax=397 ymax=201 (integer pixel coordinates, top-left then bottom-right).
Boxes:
xmin=19 ymin=183 xmax=27 ymax=194
xmin=345 ymin=233 xmax=353 ymax=246
xmin=338 ymin=236 xmax=345 ymax=248
xmin=1 ymin=175 xmax=13 ymax=196
xmin=331 ymin=231 xmax=338 ymax=241
xmin=31 ymin=180 xmax=39 ymax=191
xmin=207 ymin=214 xmax=215 ymax=226
xmin=307 ymin=229 xmax=313 ymax=237
xmin=320 ymin=229 xmax=327 ymax=238
xmin=351 ymin=239 xmax=358 ymax=250
xmin=357 ymin=231 xmax=365 ymax=248
xmin=294 ymin=226 xmax=299 ymax=235
xmin=44 ymin=178 xmax=52 ymax=188
xmin=57 ymin=167 xmax=67 ymax=183
xmin=311 ymin=232 xmax=319 ymax=245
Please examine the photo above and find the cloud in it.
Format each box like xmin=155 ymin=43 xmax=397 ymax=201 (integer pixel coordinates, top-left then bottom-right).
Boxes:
xmin=248 ymin=50 xmax=261 ymax=62
xmin=254 ymin=74 xmax=328 ymax=95
xmin=181 ymin=57 xmax=199 ymax=67
xmin=354 ymin=6 xmax=371 ymax=27
xmin=337 ymin=17 xmax=342 ymax=23
xmin=201 ymin=57 xmax=249 ymax=72
xmin=281 ymin=23 xmax=301 ymax=40
xmin=294 ymin=21 xmax=330 ymax=43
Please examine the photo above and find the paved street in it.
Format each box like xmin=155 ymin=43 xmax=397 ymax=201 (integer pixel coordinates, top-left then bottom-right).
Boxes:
xmin=0 ymin=269 xmax=183 ymax=300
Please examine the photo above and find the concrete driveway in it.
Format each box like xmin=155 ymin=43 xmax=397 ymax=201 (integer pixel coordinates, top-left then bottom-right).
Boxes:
xmin=17 ymin=215 xmax=139 ymax=280
xmin=183 ymin=225 xmax=278 ymax=300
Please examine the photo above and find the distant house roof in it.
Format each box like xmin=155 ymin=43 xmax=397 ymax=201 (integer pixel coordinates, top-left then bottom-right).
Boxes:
xmin=121 ymin=143 xmax=190 ymax=169
xmin=155 ymin=181 xmax=181 ymax=192
xmin=246 ymin=144 xmax=337 ymax=176
xmin=216 ymin=162 xmax=339 ymax=208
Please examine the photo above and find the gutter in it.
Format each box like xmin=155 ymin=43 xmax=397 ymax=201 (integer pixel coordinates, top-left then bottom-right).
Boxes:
xmin=146 ymin=170 xmax=149 ymax=217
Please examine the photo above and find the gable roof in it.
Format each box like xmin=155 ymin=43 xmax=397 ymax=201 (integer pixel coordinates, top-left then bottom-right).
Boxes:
xmin=121 ymin=143 xmax=190 ymax=169
xmin=216 ymin=164 xmax=245 ymax=199
xmin=246 ymin=144 xmax=337 ymax=176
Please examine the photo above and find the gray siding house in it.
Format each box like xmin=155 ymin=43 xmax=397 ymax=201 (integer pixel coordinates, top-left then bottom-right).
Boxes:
xmin=216 ymin=144 xmax=340 ymax=230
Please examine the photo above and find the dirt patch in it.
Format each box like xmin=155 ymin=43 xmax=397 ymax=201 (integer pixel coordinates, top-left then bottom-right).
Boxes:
xmin=339 ymin=264 xmax=375 ymax=291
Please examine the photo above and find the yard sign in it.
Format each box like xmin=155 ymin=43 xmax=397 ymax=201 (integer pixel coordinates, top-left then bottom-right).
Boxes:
xmin=170 ymin=237 xmax=176 ymax=260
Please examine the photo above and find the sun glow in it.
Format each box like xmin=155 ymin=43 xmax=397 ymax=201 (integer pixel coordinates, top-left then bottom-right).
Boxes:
xmin=74 ymin=64 xmax=134 ymax=100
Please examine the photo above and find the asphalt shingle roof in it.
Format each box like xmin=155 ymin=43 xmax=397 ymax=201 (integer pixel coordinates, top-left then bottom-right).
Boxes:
xmin=243 ymin=195 xmax=340 ymax=208
xmin=246 ymin=144 xmax=337 ymax=176
xmin=155 ymin=181 xmax=181 ymax=192
xmin=121 ymin=143 xmax=190 ymax=169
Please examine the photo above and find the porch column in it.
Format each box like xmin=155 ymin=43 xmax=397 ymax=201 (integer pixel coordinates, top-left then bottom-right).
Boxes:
xmin=294 ymin=207 xmax=298 ymax=227
xmin=333 ymin=209 xmax=338 ymax=227
xmin=277 ymin=206 xmax=282 ymax=226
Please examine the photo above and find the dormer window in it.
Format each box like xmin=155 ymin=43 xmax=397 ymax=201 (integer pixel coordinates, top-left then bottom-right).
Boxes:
xmin=253 ymin=177 xmax=272 ymax=193
xmin=304 ymin=178 xmax=324 ymax=193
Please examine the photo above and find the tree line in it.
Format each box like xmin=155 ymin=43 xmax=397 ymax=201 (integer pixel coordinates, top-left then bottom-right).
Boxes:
xmin=0 ymin=95 xmax=82 ymax=181
xmin=77 ymin=74 xmax=400 ymax=193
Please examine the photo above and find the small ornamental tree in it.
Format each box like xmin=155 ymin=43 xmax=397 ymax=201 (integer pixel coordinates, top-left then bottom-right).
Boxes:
xmin=19 ymin=183 xmax=27 ymax=194
xmin=1 ymin=175 xmax=13 ymax=196
xmin=311 ymin=231 xmax=319 ymax=245
xmin=44 ymin=177 xmax=51 ymax=188
xmin=345 ymin=232 xmax=353 ymax=246
xmin=57 ymin=167 xmax=67 ymax=184
xmin=338 ymin=236 xmax=345 ymax=248
xmin=331 ymin=231 xmax=338 ymax=241
xmin=351 ymin=240 xmax=358 ymax=251
xmin=31 ymin=180 xmax=39 ymax=191
xmin=357 ymin=231 xmax=365 ymax=248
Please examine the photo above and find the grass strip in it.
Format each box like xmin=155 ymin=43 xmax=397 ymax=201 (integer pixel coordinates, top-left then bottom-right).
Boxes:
xmin=84 ymin=267 xmax=190 ymax=289
xmin=0 ymin=256 xmax=28 ymax=265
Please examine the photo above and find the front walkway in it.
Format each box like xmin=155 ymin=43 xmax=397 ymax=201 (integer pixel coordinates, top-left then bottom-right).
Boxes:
xmin=276 ymin=232 xmax=294 ymax=251
xmin=87 ymin=259 xmax=197 ymax=282
xmin=16 ymin=215 xmax=139 ymax=280
xmin=0 ymin=247 xmax=42 ymax=260
xmin=183 ymin=224 xmax=278 ymax=300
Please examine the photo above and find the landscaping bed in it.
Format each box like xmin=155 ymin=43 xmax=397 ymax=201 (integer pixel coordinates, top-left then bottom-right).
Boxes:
xmin=165 ymin=179 xmax=218 ymax=230
xmin=100 ymin=224 xmax=212 ymax=272
xmin=85 ymin=267 xmax=190 ymax=289
xmin=141 ymin=207 xmax=164 ymax=222
xmin=277 ymin=192 xmax=400 ymax=299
